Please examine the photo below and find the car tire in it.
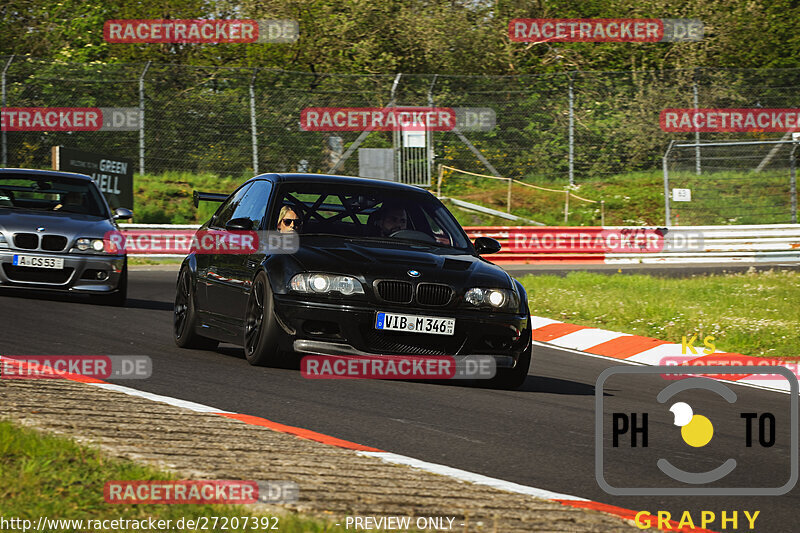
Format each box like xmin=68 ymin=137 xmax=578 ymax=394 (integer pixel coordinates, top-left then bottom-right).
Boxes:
xmin=174 ymin=267 xmax=219 ymax=350
xmin=96 ymin=263 xmax=127 ymax=307
xmin=243 ymin=271 xmax=286 ymax=366
xmin=489 ymin=333 xmax=532 ymax=390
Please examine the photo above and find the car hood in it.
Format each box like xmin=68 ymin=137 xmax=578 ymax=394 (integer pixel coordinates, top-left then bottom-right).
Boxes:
xmin=0 ymin=208 xmax=114 ymax=239
xmin=286 ymin=236 xmax=513 ymax=288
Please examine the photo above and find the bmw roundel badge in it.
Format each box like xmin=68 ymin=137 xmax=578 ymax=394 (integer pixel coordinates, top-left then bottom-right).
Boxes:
xmin=407 ymin=269 xmax=420 ymax=278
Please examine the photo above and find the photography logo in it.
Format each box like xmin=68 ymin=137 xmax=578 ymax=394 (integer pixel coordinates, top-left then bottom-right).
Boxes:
xmin=595 ymin=365 xmax=798 ymax=496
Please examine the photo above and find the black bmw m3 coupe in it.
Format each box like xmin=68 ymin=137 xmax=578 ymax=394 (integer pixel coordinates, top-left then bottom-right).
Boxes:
xmin=174 ymin=173 xmax=531 ymax=389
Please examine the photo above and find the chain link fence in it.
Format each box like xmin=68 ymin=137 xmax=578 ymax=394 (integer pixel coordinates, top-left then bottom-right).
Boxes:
xmin=664 ymin=140 xmax=798 ymax=225
xmin=3 ymin=55 xmax=800 ymax=222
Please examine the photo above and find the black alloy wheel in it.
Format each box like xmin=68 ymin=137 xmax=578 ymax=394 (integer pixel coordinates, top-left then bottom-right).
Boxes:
xmin=174 ymin=268 xmax=218 ymax=349
xmin=244 ymin=271 xmax=286 ymax=366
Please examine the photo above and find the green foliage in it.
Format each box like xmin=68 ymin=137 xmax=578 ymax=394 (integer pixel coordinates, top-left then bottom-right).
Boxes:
xmin=3 ymin=0 xmax=800 ymax=73
xmin=132 ymin=171 xmax=245 ymax=223
xmin=4 ymin=1 xmax=800 ymax=194
xmin=128 ymin=166 xmax=790 ymax=226
xmin=442 ymin=166 xmax=798 ymax=226
xmin=441 ymin=169 xmax=663 ymax=226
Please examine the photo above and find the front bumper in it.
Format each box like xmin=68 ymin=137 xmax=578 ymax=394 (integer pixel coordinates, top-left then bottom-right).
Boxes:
xmin=0 ymin=250 xmax=125 ymax=293
xmin=273 ymin=295 xmax=531 ymax=368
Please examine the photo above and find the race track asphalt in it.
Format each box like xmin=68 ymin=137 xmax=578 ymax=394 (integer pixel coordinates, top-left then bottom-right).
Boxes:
xmin=1 ymin=269 xmax=795 ymax=532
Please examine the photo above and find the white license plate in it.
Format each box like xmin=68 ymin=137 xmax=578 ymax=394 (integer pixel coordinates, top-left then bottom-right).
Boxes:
xmin=375 ymin=312 xmax=455 ymax=336
xmin=12 ymin=255 xmax=64 ymax=269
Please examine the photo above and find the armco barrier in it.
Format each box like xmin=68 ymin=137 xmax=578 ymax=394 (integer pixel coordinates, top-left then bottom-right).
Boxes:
xmin=466 ymin=224 xmax=800 ymax=264
xmin=119 ymin=224 xmax=800 ymax=264
xmin=116 ymin=224 xmax=201 ymax=257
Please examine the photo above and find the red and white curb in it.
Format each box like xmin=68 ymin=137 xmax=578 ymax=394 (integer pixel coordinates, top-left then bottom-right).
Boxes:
xmin=532 ymin=316 xmax=798 ymax=394
xmin=1 ymin=356 xmax=715 ymax=533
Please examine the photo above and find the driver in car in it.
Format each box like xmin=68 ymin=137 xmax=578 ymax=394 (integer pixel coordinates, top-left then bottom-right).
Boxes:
xmin=278 ymin=205 xmax=303 ymax=233
xmin=54 ymin=191 xmax=83 ymax=212
xmin=375 ymin=203 xmax=408 ymax=237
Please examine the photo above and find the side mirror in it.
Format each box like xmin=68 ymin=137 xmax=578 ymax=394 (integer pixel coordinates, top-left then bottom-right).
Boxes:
xmin=474 ymin=236 xmax=501 ymax=255
xmin=225 ymin=217 xmax=253 ymax=231
xmin=113 ymin=208 xmax=133 ymax=220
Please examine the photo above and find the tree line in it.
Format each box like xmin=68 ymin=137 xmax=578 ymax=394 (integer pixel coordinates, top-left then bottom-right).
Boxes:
xmin=2 ymin=0 xmax=799 ymax=74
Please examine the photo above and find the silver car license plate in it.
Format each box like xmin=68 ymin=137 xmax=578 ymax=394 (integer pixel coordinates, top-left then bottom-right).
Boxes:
xmin=13 ymin=255 xmax=64 ymax=269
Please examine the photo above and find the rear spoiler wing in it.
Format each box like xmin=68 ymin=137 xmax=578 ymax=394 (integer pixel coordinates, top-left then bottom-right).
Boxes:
xmin=193 ymin=190 xmax=228 ymax=208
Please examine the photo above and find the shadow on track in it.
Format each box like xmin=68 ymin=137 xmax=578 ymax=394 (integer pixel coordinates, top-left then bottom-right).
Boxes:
xmin=124 ymin=298 xmax=173 ymax=311
xmin=0 ymin=289 xmax=172 ymax=311
xmin=206 ymin=347 xmax=610 ymax=396
xmin=518 ymin=375 xmax=609 ymax=396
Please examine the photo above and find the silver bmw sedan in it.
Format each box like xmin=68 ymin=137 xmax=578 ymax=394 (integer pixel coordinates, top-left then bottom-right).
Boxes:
xmin=0 ymin=168 xmax=131 ymax=305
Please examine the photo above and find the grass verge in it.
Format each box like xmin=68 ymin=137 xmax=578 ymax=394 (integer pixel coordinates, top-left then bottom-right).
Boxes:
xmin=126 ymin=168 xmax=792 ymax=228
xmin=127 ymin=257 xmax=184 ymax=266
xmin=0 ymin=420 xmax=384 ymax=533
xmin=519 ymin=269 xmax=800 ymax=358
xmin=132 ymin=171 xmax=245 ymax=225
xmin=440 ymin=168 xmax=794 ymax=227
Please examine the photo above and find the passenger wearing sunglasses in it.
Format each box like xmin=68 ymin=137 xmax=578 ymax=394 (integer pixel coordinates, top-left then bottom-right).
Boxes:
xmin=278 ymin=205 xmax=303 ymax=233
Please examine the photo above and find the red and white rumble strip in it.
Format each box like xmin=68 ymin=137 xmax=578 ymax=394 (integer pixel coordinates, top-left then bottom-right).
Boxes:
xmin=531 ymin=316 xmax=798 ymax=393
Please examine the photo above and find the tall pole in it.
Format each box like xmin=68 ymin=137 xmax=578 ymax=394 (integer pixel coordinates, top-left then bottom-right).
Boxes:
xmin=138 ymin=61 xmax=151 ymax=176
xmin=791 ymin=142 xmax=798 ymax=224
xmin=693 ymin=69 xmax=701 ymax=175
xmin=568 ymin=71 xmax=575 ymax=185
xmin=332 ymin=73 xmax=402 ymax=174
xmin=663 ymin=142 xmax=674 ymax=227
xmin=250 ymin=69 xmax=259 ymax=174
xmin=426 ymin=74 xmax=438 ymax=188
xmin=1 ymin=55 xmax=14 ymax=167
xmin=600 ymin=200 xmax=605 ymax=226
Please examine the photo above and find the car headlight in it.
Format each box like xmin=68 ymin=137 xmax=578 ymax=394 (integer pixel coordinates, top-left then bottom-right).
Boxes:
xmin=73 ymin=238 xmax=114 ymax=254
xmin=289 ymin=273 xmax=364 ymax=296
xmin=0 ymin=234 xmax=7 ymax=248
xmin=464 ymin=288 xmax=518 ymax=310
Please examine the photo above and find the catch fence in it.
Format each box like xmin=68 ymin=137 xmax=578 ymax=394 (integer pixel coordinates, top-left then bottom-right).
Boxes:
xmin=663 ymin=139 xmax=799 ymax=226
xmin=4 ymin=56 xmax=800 ymax=224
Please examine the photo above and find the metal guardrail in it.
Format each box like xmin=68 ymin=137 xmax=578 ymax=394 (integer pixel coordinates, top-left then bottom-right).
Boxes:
xmin=466 ymin=224 xmax=800 ymax=264
xmin=119 ymin=223 xmax=800 ymax=264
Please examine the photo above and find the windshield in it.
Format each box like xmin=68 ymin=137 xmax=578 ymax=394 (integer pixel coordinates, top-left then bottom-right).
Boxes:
xmin=274 ymin=183 xmax=471 ymax=250
xmin=0 ymin=174 xmax=108 ymax=218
